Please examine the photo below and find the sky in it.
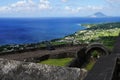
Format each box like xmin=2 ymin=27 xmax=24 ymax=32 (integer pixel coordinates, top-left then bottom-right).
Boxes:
xmin=0 ymin=0 xmax=120 ymax=17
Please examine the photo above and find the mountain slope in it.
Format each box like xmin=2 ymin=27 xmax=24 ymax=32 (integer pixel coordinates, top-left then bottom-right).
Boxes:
xmin=89 ymin=12 xmax=107 ymax=17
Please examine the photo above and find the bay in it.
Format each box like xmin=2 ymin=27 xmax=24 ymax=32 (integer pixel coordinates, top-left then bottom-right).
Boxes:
xmin=0 ymin=17 xmax=120 ymax=45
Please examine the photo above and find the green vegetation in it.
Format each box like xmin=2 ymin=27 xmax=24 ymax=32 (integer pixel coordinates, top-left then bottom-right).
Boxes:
xmin=85 ymin=61 xmax=96 ymax=71
xmin=61 ymin=22 xmax=120 ymax=49
xmin=54 ymin=22 xmax=120 ymax=70
xmin=0 ymin=41 xmax=69 ymax=54
xmin=51 ymin=41 xmax=68 ymax=46
xmin=91 ymin=50 xmax=99 ymax=58
xmin=0 ymin=22 xmax=120 ymax=71
xmin=85 ymin=50 xmax=100 ymax=70
xmin=1 ymin=22 xmax=120 ymax=53
xmin=40 ymin=58 xmax=73 ymax=66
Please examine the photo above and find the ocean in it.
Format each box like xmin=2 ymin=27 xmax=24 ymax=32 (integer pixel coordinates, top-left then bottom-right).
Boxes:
xmin=0 ymin=17 xmax=120 ymax=45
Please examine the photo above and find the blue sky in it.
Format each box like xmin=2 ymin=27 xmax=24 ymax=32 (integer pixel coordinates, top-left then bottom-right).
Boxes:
xmin=0 ymin=0 xmax=120 ymax=17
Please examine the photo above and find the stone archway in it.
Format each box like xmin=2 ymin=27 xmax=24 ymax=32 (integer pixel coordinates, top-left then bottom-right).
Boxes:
xmin=68 ymin=43 xmax=110 ymax=68
xmin=85 ymin=43 xmax=110 ymax=62
xmin=86 ymin=43 xmax=110 ymax=55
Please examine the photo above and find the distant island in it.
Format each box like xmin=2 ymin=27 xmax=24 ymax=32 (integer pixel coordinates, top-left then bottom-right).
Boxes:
xmin=89 ymin=12 xmax=107 ymax=17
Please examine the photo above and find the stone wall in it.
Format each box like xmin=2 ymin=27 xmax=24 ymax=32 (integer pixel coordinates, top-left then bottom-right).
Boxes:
xmin=0 ymin=58 xmax=86 ymax=80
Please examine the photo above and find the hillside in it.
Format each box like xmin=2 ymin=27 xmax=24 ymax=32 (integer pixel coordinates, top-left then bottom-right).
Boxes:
xmin=60 ymin=22 xmax=120 ymax=49
xmin=0 ymin=22 xmax=120 ymax=53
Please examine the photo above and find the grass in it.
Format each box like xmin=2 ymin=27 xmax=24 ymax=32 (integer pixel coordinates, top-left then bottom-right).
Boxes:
xmin=51 ymin=42 xmax=68 ymax=46
xmin=40 ymin=58 xmax=73 ymax=66
xmin=85 ymin=61 xmax=96 ymax=71
xmin=40 ymin=58 xmax=95 ymax=70
xmin=85 ymin=50 xmax=101 ymax=71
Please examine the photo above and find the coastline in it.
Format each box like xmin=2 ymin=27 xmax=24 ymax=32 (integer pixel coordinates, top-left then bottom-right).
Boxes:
xmin=0 ymin=22 xmax=120 ymax=54
xmin=58 ymin=22 xmax=120 ymax=49
xmin=0 ymin=17 xmax=120 ymax=45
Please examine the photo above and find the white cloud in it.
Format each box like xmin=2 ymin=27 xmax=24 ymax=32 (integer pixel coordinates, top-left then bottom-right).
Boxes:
xmin=0 ymin=6 xmax=11 ymax=12
xmin=0 ymin=0 xmax=52 ymax=13
xmin=65 ymin=6 xmax=71 ymax=10
xmin=65 ymin=6 xmax=83 ymax=13
xmin=40 ymin=0 xmax=50 ymax=4
xmin=62 ymin=0 xmax=68 ymax=2
xmin=106 ymin=0 xmax=120 ymax=3
xmin=87 ymin=5 xmax=103 ymax=10
xmin=39 ymin=0 xmax=52 ymax=9
xmin=105 ymin=0 xmax=120 ymax=8
xmin=11 ymin=0 xmax=26 ymax=7
xmin=65 ymin=5 xmax=103 ymax=13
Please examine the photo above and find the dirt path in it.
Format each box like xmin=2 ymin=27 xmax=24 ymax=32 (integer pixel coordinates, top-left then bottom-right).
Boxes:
xmin=0 ymin=46 xmax=83 ymax=61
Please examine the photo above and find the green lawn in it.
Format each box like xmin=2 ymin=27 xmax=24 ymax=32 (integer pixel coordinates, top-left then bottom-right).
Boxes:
xmin=40 ymin=58 xmax=73 ymax=66
xmin=40 ymin=57 xmax=97 ymax=71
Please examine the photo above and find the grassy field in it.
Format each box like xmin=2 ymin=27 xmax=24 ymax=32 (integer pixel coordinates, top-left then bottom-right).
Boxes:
xmin=40 ymin=58 xmax=73 ymax=66
xmin=40 ymin=58 xmax=95 ymax=70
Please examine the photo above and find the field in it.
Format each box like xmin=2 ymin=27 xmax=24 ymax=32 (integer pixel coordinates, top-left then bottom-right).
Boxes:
xmin=40 ymin=58 xmax=73 ymax=66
